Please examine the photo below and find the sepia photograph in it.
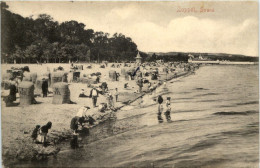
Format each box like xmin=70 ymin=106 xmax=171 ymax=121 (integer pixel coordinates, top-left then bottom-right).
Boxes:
xmin=1 ymin=1 xmax=259 ymax=167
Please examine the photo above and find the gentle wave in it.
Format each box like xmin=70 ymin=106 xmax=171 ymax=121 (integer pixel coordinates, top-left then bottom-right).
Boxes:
xmin=213 ymin=110 xmax=258 ymax=116
xmin=195 ymin=93 xmax=219 ymax=97
xmin=236 ymin=101 xmax=259 ymax=106
xmin=193 ymin=87 xmax=209 ymax=90
xmin=216 ymin=104 xmax=236 ymax=108
xmin=197 ymin=99 xmax=220 ymax=102
xmin=174 ymin=109 xmax=203 ymax=113
xmin=184 ymin=139 xmax=219 ymax=153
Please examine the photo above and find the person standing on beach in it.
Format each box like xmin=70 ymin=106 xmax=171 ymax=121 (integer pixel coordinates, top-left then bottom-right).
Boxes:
xmin=31 ymin=125 xmax=41 ymax=142
xmin=101 ymin=82 xmax=108 ymax=94
xmin=106 ymin=92 xmax=116 ymax=111
xmin=90 ymin=87 xmax=99 ymax=107
xmin=137 ymin=78 xmax=143 ymax=93
xmin=115 ymin=72 xmax=120 ymax=81
xmin=42 ymin=78 xmax=48 ymax=97
xmin=115 ymin=88 xmax=119 ymax=102
xmin=157 ymin=95 xmax=164 ymax=122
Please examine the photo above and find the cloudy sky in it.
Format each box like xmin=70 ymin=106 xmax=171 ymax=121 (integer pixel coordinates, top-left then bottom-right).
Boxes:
xmin=6 ymin=1 xmax=259 ymax=56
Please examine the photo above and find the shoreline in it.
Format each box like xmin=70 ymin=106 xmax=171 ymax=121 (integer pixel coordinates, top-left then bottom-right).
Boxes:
xmin=1 ymin=63 xmax=199 ymax=167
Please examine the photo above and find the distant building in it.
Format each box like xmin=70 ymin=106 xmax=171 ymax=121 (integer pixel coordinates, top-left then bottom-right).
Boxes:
xmin=199 ymin=55 xmax=204 ymax=60
xmin=188 ymin=54 xmax=194 ymax=59
xmin=136 ymin=52 xmax=142 ymax=64
xmin=188 ymin=54 xmax=194 ymax=62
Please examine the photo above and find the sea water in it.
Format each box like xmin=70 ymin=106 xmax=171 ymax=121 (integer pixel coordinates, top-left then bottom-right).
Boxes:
xmin=20 ymin=65 xmax=259 ymax=168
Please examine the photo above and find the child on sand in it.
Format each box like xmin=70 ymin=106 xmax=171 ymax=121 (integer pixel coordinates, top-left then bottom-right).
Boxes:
xmin=31 ymin=125 xmax=41 ymax=142
xmin=79 ymin=89 xmax=88 ymax=97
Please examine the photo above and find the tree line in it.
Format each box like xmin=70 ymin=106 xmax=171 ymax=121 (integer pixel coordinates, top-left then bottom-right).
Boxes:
xmin=1 ymin=2 xmax=141 ymax=64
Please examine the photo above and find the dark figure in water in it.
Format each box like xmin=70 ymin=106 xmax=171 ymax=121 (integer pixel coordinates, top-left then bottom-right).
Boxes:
xmin=42 ymin=79 xmax=48 ymax=97
xmin=70 ymin=135 xmax=79 ymax=149
xmin=164 ymin=97 xmax=171 ymax=121
xmin=157 ymin=95 xmax=164 ymax=122
xmin=70 ymin=116 xmax=85 ymax=134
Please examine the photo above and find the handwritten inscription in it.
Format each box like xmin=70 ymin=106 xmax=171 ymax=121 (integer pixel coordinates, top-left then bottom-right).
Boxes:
xmin=177 ymin=6 xmax=214 ymax=13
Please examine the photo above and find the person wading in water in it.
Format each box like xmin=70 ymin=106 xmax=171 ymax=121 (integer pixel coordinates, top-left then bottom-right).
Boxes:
xmin=165 ymin=97 xmax=172 ymax=122
xmin=157 ymin=95 xmax=164 ymax=123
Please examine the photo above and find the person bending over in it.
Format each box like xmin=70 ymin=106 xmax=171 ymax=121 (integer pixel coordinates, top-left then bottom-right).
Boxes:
xmin=39 ymin=122 xmax=52 ymax=147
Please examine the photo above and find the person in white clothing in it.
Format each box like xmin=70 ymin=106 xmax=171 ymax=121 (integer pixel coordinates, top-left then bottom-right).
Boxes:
xmin=89 ymin=87 xmax=99 ymax=107
xmin=164 ymin=97 xmax=171 ymax=121
xmin=76 ymin=106 xmax=90 ymax=118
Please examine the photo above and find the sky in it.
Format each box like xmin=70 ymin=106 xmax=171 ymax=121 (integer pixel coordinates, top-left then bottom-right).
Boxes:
xmin=5 ymin=1 xmax=259 ymax=56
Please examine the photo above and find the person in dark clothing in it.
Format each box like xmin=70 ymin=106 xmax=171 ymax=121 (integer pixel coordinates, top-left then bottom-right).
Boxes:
xmin=31 ymin=125 xmax=41 ymax=142
xmin=40 ymin=122 xmax=52 ymax=147
xmin=42 ymin=79 xmax=48 ymax=97
xmin=157 ymin=95 xmax=164 ymax=122
xmin=79 ymin=89 xmax=89 ymax=97
xmin=70 ymin=116 xmax=84 ymax=134
xmin=158 ymin=95 xmax=163 ymax=104
xmin=23 ymin=66 xmax=30 ymax=72
xmin=137 ymin=78 xmax=143 ymax=93
xmin=101 ymin=82 xmax=108 ymax=94
xmin=96 ymin=76 xmax=100 ymax=83
xmin=124 ymin=83 xmax=129 ymax=89
xmin=115 ymin=88 xmax=119 ymax=102
xmin=9 ymin=83 xmax=17 ymax=101
xmin=70 ymin=134 xmax=79 ymax=149
xmin=87 ymin=116 xmax=95 ymax=125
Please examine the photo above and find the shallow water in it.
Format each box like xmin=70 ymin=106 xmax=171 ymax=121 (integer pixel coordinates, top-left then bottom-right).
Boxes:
xmin=19 ymin=65 xmax=259 ymax=167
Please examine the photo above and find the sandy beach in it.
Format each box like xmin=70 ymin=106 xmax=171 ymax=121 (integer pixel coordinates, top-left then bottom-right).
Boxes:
xmin=1 ymin=62 xmax=196 ymax=166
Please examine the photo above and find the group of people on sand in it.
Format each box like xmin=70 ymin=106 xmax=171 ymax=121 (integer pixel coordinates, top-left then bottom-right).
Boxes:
xmin=29 ymin=75 xmax=120 ymax=148
xmin=26 ymin=62 xmax=180 ymax=149
xmin=69 ymin=83 xmax=121 ymax=148
xmin=80 ymin=83 xmax=119 ymax=112
xmin=70 ymin=106 xmax=95 ymax=134
xmin=31 ymin=122 xmax=52 ymax=147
